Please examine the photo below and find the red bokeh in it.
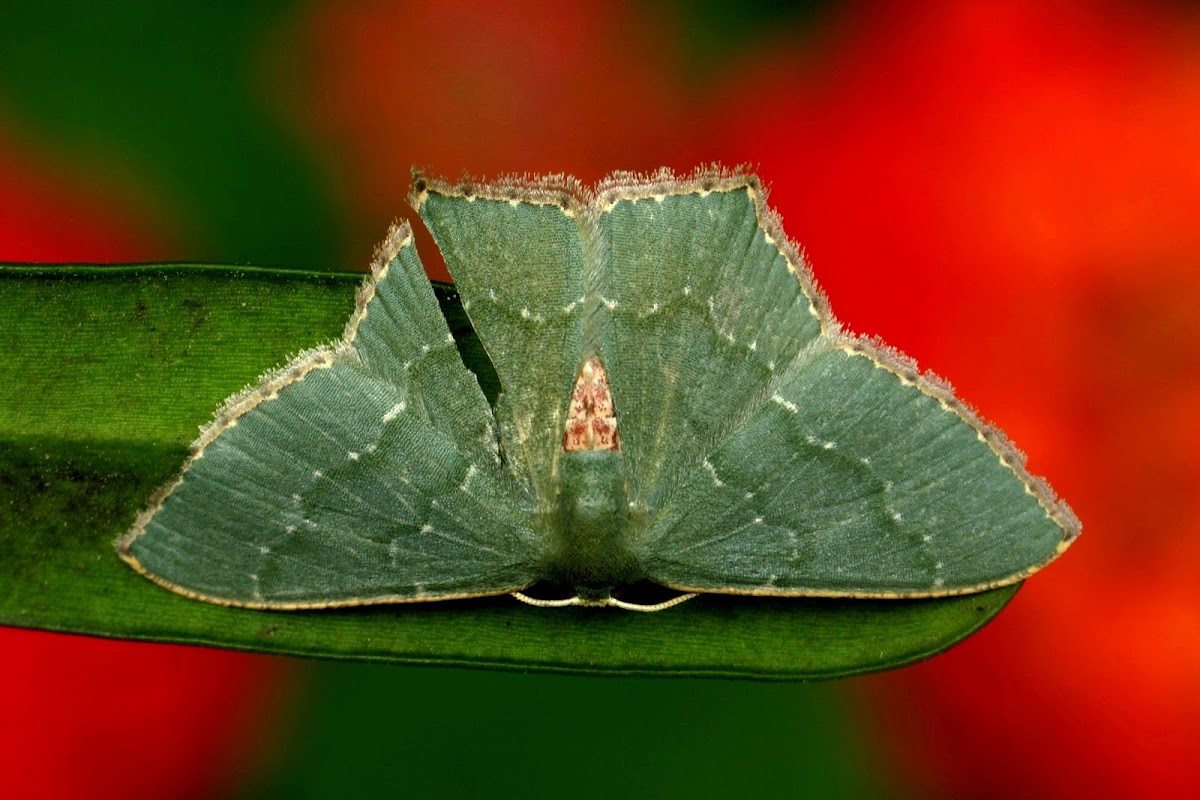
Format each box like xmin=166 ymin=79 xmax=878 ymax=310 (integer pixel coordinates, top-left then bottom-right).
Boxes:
xmin=0 ymin=127 xmax=167 ymax=264
xmin=292 ymin=0 xmax=697 ymax=281
xmin=5 ymin=0 xmax=1198 ymax=796
xmin=0 ymin=125 xmax=291 ymax=799
xmin=294 ymin=1 xmax=1200 ymax=793
xmin=701 ymin=1 xmax=1200 ymax=795
xmin=0 ymin=630 xmax=287 ymax=799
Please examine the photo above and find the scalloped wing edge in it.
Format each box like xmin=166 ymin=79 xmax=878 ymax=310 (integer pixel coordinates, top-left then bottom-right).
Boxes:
xmin=656 ymin=333 xmax=1081 ymax=601
xmin=118 ymin=165 xmax=1080 ymax=607
xmin=413 ymin=165 xmax=1080 ymax=598
xmin=113 ymin=220 xmax=532 ymax=608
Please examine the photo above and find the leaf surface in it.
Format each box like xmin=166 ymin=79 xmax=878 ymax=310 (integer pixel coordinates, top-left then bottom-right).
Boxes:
xmin=0 ymin=263 xmax=1017 ymax=679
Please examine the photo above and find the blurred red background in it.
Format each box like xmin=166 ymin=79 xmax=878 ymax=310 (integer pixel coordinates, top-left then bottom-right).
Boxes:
xmin=2 ymin=1 xmax=1197 ymax=796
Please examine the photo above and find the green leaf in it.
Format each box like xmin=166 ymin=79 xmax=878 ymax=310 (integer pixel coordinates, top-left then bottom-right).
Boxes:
xmin=0 ymin=262 xmax=1017 ymax=679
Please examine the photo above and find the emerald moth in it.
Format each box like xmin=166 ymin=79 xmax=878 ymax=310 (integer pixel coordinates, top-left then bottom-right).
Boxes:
xmin=117 ymin=167 xmax=1080 ymax=611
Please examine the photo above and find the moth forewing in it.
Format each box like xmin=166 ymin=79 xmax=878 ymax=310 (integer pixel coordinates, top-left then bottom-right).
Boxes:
xmin=118 ymin=166 xmax=1079 ymax=611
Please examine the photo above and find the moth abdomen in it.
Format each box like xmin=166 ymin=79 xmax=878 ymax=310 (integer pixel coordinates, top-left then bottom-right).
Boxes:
xmin=544 ymin=450 xmax=643 ymax=599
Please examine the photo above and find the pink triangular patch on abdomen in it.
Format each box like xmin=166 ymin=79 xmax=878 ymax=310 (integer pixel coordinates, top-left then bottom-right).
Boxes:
xmin=563 ymin=355 xmax=620 ymax=452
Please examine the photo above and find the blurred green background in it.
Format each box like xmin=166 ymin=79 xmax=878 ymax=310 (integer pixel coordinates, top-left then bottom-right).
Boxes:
xmin=3 ymin=1 xmax=1198 ymax=797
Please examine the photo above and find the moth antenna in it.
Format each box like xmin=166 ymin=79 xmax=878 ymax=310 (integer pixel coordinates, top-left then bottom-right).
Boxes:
xmin=509 ymin=591 xmax=697 ymax=611
xmin=510 ymin=592 xmax=582 ymax=608
xmin=605 ymin=593 xmax=699 ymax=612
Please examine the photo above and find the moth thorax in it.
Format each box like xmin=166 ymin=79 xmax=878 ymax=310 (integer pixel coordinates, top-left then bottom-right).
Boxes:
xmin=563 ymin=355 xmax=620 ymax=452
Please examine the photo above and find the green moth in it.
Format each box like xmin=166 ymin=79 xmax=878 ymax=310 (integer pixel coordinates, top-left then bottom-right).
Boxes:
xmin=116 ymin=167 xmax=1080 ymax=611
